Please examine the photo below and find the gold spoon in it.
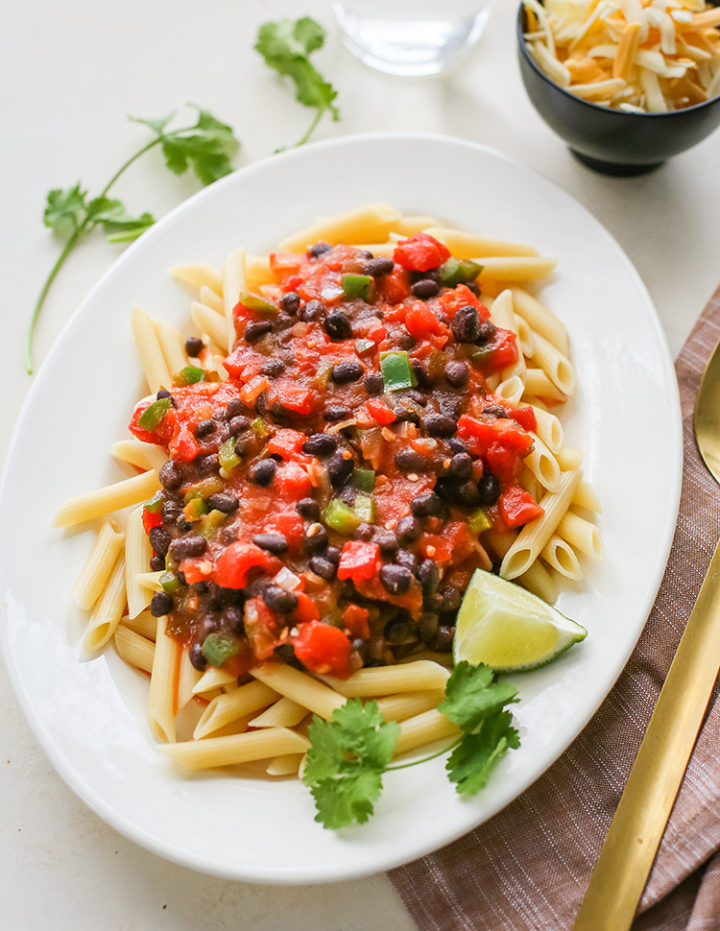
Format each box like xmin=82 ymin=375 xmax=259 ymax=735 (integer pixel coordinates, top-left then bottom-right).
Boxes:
xmin=574 ymin=338 xmax=720 ymax=930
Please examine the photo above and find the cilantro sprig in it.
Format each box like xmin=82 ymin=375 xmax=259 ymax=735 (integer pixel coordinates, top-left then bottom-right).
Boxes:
xmin=255 ymin=16 xmax=340 ymax=148
xmin=27 ymin=105 xmax=239 ymax=374
xmin=303 ymin=662 xmax=520 ymax=829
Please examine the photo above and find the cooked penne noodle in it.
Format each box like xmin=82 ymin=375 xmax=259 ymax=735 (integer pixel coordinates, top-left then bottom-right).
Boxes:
xmin=515 ymin=315 xmax=535 ymax=359
xmin=489 ymin=288 xmax=516 ymax=330
xmin=153 ymin=318 xmax=187 ymax=376
xmin=476 ymin=256 xmax=557 ymax=283
xmin=125 ymin=506 xmax=154 ymax=619
xmin=114 ymin=623 xmax=155 ymax=674
xmin=243 ymin=254 xmax=274 ymax=292
xmin=573 ymin=480 xmax=602 ymax=514
xmin=171 ymin=263 xmax=223 ymax=295
xmin=135 ymin=570 xmax=164 ymax=592
xmin=277 ymin=203 xmax=402 ymax=252
xmin=423 ymin=227 xmax=539 ymax=258
xmin=518 ymin=558 xmax=559 ymax=604
xmin=72 ymin=520 xmax=125 ymax=611
xmin=524 ymin=432 xmax=562 ymax=492
xmin=375 ymin=690 xmax=446 ymax=723
xmin=193 ymin=681 xmax=279 ymax=739
xmin=191 ymin=666 xmax=238 ymax=695
xmin=556 ymin=447 xmax=584 ymax=471
xmin=500 ymin=469 xmax=583 ymax=579
xmin=222 ymin=247 xmax=246 ymax=348
xmin=191 ymin=301 xmax=229 ymax=352
xmin=250 ymin=663 xmax=346 ymax=720
xmin=122 ymin=608 xmax=158 ymax=642
xmin=159 ymin=727 xmax=311 ymax=770
xmin=392 ymin=215 xmax=439 ymax=235
xmin=531 ymin=405 xmax=563 ymax=453
xmin=248 ymin=696 xmax=308 ymax=729
xmin=53 ymin=468 xmax=161 ymax=528
xmin=112 ymin=439 xmax=167 ymax=473
xmin=198 ymin=284 xmax=224 ymax=314
xmin=541 ymin=535 xmax=583 ymax=581
xmin=148 ymin=615 xmax=180 ymax=743
xmin=530 ymin=329 xmax=575 ymax=396
xmin=349 ymin=241 xmax=395 ymax=257
xmin=131 ymin=304 xmax=171 ymax=394
xmin=83 ymin=554 xmax=126 ymax=652
xmin=511 ymin=287 xmax=570 ymax=355
xmin=523 ymin=368 xmax=568 ymax=403
xmin=320 ymin=661 xmax=450 ymax=698
xmin=394 ymin=709 xmax=462 ymax=757
xmin=557 ymin=510 xmax=604 ymax=560
xmin=266 ymin=754 xmax=304 ymax=777
xmin=495 ymin=375 xmax=525 ymax=406
xmin=176 ymin=647 xmax=203 ymax=712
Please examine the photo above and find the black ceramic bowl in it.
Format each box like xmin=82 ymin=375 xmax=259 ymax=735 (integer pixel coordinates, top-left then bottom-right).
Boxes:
xmin=517 ymin=2 xmax=720 ymax=175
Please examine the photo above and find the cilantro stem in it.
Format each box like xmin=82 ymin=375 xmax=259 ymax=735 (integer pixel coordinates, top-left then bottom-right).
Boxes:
xmin=26 ymin=122 xmax=219 ymax=374
xmin=294 ymin=107 xmax=325 ymax=148
xmin=386 ymin=739 xmax=462 ymax=772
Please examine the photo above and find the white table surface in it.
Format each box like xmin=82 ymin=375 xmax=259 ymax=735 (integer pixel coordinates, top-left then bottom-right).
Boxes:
xmin=3 ymin=1 xmax=719 ymax=927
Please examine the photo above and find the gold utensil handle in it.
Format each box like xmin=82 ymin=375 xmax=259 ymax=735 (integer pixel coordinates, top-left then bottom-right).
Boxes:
xmin=574 ymin=536 xmax=720 ymax=931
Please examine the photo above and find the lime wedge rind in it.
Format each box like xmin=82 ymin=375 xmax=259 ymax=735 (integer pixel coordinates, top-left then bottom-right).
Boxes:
xmin=453 ymin=569 xmax=587 ymax=674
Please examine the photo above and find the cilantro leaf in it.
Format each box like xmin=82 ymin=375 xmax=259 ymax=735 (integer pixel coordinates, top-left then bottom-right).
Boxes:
xmin=161 ymin=133 xmax=235 ymax=185
xmin=446 ymin=711 xmax=521 ymax=796
xmin=44 ymin=184 xmax=89 ymax=237
xmin=86 ymin=196 xmax=155 ymax=242
xmin=303 ymin=699 xmax=399 ymax=829
xmin=129 ymin=111 xmax=176 ymax=135
xmin=255 ymin=16 xmax=340 ymax=147
xmin=438 ymin=661 xmax=518 ymax=733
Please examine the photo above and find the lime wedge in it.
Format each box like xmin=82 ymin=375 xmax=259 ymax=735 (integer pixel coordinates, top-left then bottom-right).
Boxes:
xmin=453 ymin=569 xmax=587 ymax=673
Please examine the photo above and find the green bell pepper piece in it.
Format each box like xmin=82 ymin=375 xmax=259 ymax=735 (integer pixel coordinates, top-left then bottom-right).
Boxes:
xmin=468 ymin=508 xmax=492 ymax=534
xmin=160 ymin=570 xmax=181 ymax=595
xmin=352 ymin=468 xmax=376 ymax=492
xmin=143 ymin=491 xmax=164 ymax=514
xmin=175 ymin=365 xmax=206 ymax=386
xmin=354 ymin=494 xmax=376 ymax=524
xmin=342 ymin=274 xmax=373 ymax=301
xmin=322 ymin=499 xmax=361 ymax=535
xmin=380 ymin=351 xmax=417 ymax=392
xmin=184 ymin=498 xmax=208 ymax=522
xmin=439 ymin=257 xmax=483 ymax=287
xmin=137 ymin=397 xmax=172 ymax=432
xmin=251 ymin=417 xmax=269 ymax=439
xmin=219 ymin=436 xmax=241 ymax=472
xmin=201 ymin=632 xmax=240 ymax=668
xmin=355 ymin=338 xmax=375 ymax=355
xmin=237 ymin=291 xmax=279 ymax=315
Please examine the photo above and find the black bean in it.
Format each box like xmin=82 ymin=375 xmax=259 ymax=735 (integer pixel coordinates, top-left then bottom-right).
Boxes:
xmin=159 ymin=460 xmax=182 ymax=491
xmin=249 ymin=458 xmax=277 ymax=486
xmin=438 ymin=587 xmax=462 ymax=613
xmin=447 ymin=438 xmax=468 ymax=455
xmin=255 ymin=391 xmax=268 ymax=417
xmin=302 ymin=433 xmax=337 ymax=457
xmin=176 ymin=519 xmax=192 ymax=535
xmin=477 ymin=474 xmax=501 ymax=506
xmin=303 ymin=523 xmax=329 ymax=553
xmin=409 ymin=359 xmax=433 ymax=389
xmin=310 ymin=241 xmax=332 ymax=257
xmin=225 ymin=399 xmax=246 ymax=419
xmin=395 ymin=549 xmax=417 ymax=572
xmin=434 ymin=477 xmax=458 ymax=503
xmin=395 ymin=448 xmax=428 ymax=473
xmin=432 ymin=625 xmax=455 ymax=652
xmin=457 ymin=481 xmax=482 ymax=507
xmin=364 ymin=256 xmax=394 ymax=277
xmin=244 ymin=320 xmax=273 ymax=343
xmin=194 ymin=419 xmax=215 ymax=439
xmin=200 ymin=614 xmax=220 ymax=636
xmin=364 ymin=373 xmax=384 ymax=396
xmin=227 ymin=415 xmax=251 ymax=436
xmin=150 ymin=554 xmax=165 ymax=571
xmin=449 ymin=452 xmax=473 ymax=480
xmin=300 ymin=299 xmax=324 ymax=323
xmin=483 ymin=404 xmax=509 ymax=419
xmin=274 ymin=642 xmax=305 ymax=669
xmin=162 ymin=501 xmax=182 ymax=526
xmin=150 ymin=591 xmax=173 ymax=617
xmin=156 ymin=389 xmax=175 ymax=403
xmin=354 ymin=522 xmax=375 ymax=542
xmin=380 ymin=563 xmax=412 ymax=595
xmin=418 ymin=612 xmax=440 ymax=644
xmin=309 ymin=555 xmax=337 ymax=580
xmin=219 ymin=528 xmax=236 ymax=546
xmin=396 ymin=514 xmax=421 ymax=543
xmin=422 ymin=413 xmax=457 ymax=437
xmin=169 ymin=535 xmax=207 ymax=560
xmin=324 ymin=311 xmax=352 ymax=341
xmin=328 ymin=451 xmax=354 ymax=488
xmin=410 ymin=491 xmax=443 ymax=517
xmin=149 ymin=526 xmax=171 ymax=557
xmin=416 ymin=559 xmax=440 ymax=593
xmin=252 ymin=532 xmax=288 ymax=555
xmin=262 ymin=585 xmax=298 ymax=614
xmin=196 ymin=454 xmax=219 ymax=476
xmin=280 ymin=291 xmax=301 ymax=315
xmin=374 ymin=529 xmax=399 ymax=553
xmin=325 ymin=404 xmax=352 ymax=421
xmin=395 ymin=405 xmax=420 ymax=425
xmin=261 ymin=358 xmax=285 ymax=377
xmin=384 ymin=616 xmax=415 ymax=643
xmin=407 ymin=389 xmax=428 ymax=407
xmin=351 ymin=637 xmax=370 ymax=664
xmin=411 ymin=278 xmax=440 ymax=299
xmin=452 ymin=305 xmax=481 ymax=343
xmin=184 ymin=336 xmax=204 ymax=357
xmin=189 ymin=642 xmax=208 ymax=671
xmin=222 ymin=605 xmax=244 ymax=634
xmin=339 ymin=485 xmax=356 ymax=505
xmin=332 ymin=360 xmax=364 ymax=384
xmin=207 ymin=493 xmax=239 ymax=514
xmin=476 ymin=320 xmax=497 ymax=343
xmin=297 ymin=498 xmax=321 ymax=521
xmin=325 ymin=545 xmax=341 ymax=566
xmin=445 ymin=360 xmax=469 ymax=387
xmin=274 ymin=313 xmax=295 ymax=332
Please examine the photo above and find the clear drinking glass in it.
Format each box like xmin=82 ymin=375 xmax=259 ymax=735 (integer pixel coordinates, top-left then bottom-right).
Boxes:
xmin=334 ymin=0 xmax=491 ymax=77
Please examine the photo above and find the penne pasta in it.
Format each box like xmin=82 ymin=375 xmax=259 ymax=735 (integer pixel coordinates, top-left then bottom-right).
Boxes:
xmin=148 ymin=615 xmax=181 ymax=743
xmin=222 ymin=247 xmax=246 ymax=349
xmin=558 ymin=510 xmax=604 ymax=560
xmin=159 ymin=728 xmax=311 ymax=770
xmin=375 ymin=690 xmax=446 ymax=723
xmin=83 ymin=554 xmax=126 ymax=652
xmin=190 ymin=301 xmax=229 ymax=352
xmin=125 ymin=506 xmax=154 ymax=619
xmin=72 ymin=520 xmax=125 ymax=611
xmin=511 ymin=287 xmax=570 ymax=355
xmin=171 ymin=263 xmax=223 ymax=295
xmin=193 ymin=681 xmax=279 ymax=739
xmin=476 ymin=256 xmax=557 ymax=283
xmin=250 ymin=663 xmax=346 ymax=720
xmin=248 ymin=696 xmax=308 ymax=729
xmin=556 ymin=447 xmax=584 ymax=471
xmin=524 ymin=432 xmax=562 ymax=493
xmin=192 ymin=666 xmax=238 ymax=695
xmin=122 ymin=608 xmax=158 ymax=642
xmin=153 ymin=318 xmax=187 ymax=377
xmin=423 ymin=227 xmax=539 ymax=258
xmin=114 ymin=623 xmax=155 ymax=674
xmin=53 ymin=468 xmax=160 ymax=528
xmin=320 ymin=661 xmax=450 ymax=697
xmin=394 ymin=709 xmax=462 ymax=757
xmin=277 ymin=203 xmax=402 ymax=252
xmin=198 ymin=284 xmax=224 ymax=314
xmin=131 ymin=304 xmax=171 ymax=394
xmin=112 ymin=439 xmax=167 ymax=473
xmin=541 ymin=535 xmax=584 ymax=580
xmin=530 ymin=329 xmax=575 ymax=396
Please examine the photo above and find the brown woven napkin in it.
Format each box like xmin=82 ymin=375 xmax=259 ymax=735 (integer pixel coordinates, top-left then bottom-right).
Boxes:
xmin=390 ymin=285 xmax=720 ymax=931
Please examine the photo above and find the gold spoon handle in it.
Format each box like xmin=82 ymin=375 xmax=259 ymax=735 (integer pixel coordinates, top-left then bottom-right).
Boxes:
xmin=574 ymin=536 xmax=720 ymax=931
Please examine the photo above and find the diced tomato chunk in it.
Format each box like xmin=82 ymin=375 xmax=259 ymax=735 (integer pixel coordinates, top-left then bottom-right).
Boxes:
xmin=276 ymin=383 xmax=315 ymax=415
xmin=499 ymin=486 xmax=544 ymax=528
xmin=267 ymin=429 xmax=306 ymax=459
xmin=142 ymin=509 xmax=163 ymax=534
xmin=337 ymin=542 xmax=381 ymax=582
xmin=509 ymin=405 xmax=537 ymax=432
xmin=276 ymin=460 xmax=313 ymax=498
xmin=376 ymin=267 xmax=410 ymax=303
xmin=179 ymin=557 xmax=215 ymax=584
xmin=293 ymin=591 xmax=320 ymax=622
xmin=404 ymin=301 xmax=446 ymax=339
xmin=365 ymin=398 xmax=396 ymax=425
xmin=343 ymin=604 xmax=370 ymax=640
xmin=485 ymin=442 xmax=524 ymax=484
xmin=393 ymin=233 xmax=451 ymax=272
xmin=215 ymin=542 xmax=275 ymax=589
xmin=269 ymin=252 xmax=303 ymax=282
xmin=436 ymin=284 xmax=488 ymax=320
xmin=293 ymin=620 xmax=351 ymax=676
